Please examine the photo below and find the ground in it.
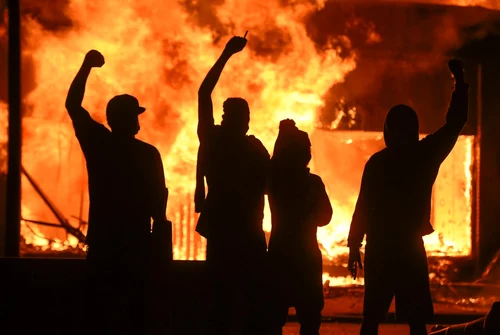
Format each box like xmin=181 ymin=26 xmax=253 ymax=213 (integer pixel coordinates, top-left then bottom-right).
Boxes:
xmin=283 ymin=323 xmax=434 ymax=335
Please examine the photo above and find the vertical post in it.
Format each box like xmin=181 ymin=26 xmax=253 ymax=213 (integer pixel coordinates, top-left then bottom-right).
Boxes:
xmin=5 ymin=0 xmax=21 ymax=257
xmin=473 ymin=62 xmax=482 ymax=274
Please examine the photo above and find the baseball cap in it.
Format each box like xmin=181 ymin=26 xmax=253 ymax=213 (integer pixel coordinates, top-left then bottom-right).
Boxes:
xmin=106 ymin=94 xmax=146 ymax=120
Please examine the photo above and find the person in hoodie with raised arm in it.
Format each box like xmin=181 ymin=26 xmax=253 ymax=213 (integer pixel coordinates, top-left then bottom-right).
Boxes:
xmin=348 ymin=60 xmax=468 ymax=335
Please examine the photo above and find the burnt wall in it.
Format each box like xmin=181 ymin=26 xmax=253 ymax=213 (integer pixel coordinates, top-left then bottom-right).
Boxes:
xmin=309 ymin=2 xmax=500 ymax=133
xmin=458 ymin=35 xmax=500 ymax=271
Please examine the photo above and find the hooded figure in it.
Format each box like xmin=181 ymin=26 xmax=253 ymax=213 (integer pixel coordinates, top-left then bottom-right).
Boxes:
xmin=268 ymin=119 xmax=333 ymax=335
xmin=384 ymin=104 xmax=419 ymax=148
xmin=347 ymin=60 xmax=469 ymax=335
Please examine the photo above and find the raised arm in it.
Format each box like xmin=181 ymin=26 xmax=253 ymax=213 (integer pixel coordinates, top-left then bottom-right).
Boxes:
xmin=65 ymin=50 xmax=105 ymax=124
xmin=197 ymin=35 xmax=247 ymax=141
xmin=442 ymin=60 xmax=468 ymax=134
xmin=423 ymin=59 xmax=469 ymax=163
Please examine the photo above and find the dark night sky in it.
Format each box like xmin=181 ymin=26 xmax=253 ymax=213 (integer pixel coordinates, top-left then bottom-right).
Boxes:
xmin=1 ymin=1 xmax=500 ymax=134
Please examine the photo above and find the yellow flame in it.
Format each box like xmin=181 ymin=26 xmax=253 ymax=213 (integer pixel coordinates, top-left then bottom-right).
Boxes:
xmin=0 ymin=1 xmax=476 ymax=285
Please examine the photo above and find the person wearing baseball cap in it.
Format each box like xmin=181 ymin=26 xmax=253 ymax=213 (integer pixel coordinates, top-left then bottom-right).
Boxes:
xmin=65 ymin=50 xmax=168 ymax=333
xmin=105 ymin=93 xmax=146 ymax=135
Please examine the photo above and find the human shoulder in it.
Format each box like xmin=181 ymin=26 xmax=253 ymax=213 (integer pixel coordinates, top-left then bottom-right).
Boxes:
xmin=368 ymin=149 xmax=386 ymax=164
xmin=308 ymin=173 xmax=323 ymax=183
xmin=79 ymin=118 xmax=109 ymax=133
xmin=361 ymin=150 xmax=387 ymax=175
xmin=135 ymin=139 xmax=162 ymax=157
xmin=246 ymin=134 xmax=270 ymax=157
xmin=201 ymin=125 xmax=222 ymax=145
xmin=75 ymin=119 xmax=110 ymax=144
xmin=308 ymin=173 xmax=326 ymax=188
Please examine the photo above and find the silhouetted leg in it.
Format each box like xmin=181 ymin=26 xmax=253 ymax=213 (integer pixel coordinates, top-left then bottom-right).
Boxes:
xmin=295 ymin=281 xmax=323 ymax=335
xmin=85 ymin=253 xmax=116 ymax=334
xmin=360 ymin=322 xmax=379 ymax=335
xmin=296 ymin=302 xmax=322 ymax=335
xmin=206 ymin=250 xmax=232 ymax=335
xmin=242 ymin=253 xmax=272 ymax=335
xmin=243 ymin=284 xmax=269 ymax=335
xmin=266 ymin=305 xmax=288 ymax=335
xmin=267 ymin=292 xmax=289 ymax=335
xmin=291 ymin=257 xmax=323 ymax=335
xmin=266 ymin=258 xmax=290 ymax=335
xmin=361 ymin=246 xmax=396 ymax=335
xmin=207 ymin=279 xmax=232 ymax=335
xmin=395 ymin=240 xmax=433 ymax=334
xmin=409 ymin=322 xmax=427 ymax=335
xmin=124 ymin=276 xmax=147 ymax=333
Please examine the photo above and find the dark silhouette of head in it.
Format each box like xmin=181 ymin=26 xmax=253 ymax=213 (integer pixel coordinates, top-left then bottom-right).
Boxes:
xmin=221 ymin=98 xmax=250 ymax=137
xmin=384 ymin=104 xmax=419 ymax=148
xmin=272 ymin=119 xmax=311 ymax=169
xmin=106 ymin=94 xmax=145 ymax=136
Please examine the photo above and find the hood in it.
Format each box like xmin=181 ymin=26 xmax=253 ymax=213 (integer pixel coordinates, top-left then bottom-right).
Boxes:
xmin=272 ymin=119 xmax=311 ymax=170
xmin=383 ymin=104 xmax=419 ymax=148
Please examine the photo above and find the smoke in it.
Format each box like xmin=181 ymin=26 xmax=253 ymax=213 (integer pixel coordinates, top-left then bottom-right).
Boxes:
xmin=308 ymin=1 xmax=500 ymax=131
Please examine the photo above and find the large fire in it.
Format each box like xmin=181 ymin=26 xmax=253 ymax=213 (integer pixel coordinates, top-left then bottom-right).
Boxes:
xmin=0 ymin=0 xmax=482 ymax=283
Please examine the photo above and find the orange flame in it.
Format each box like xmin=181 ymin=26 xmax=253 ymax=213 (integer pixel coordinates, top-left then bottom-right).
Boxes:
xmin=0 ymin=1 xmax=476 ymax=282
xmin=16 ymin=0 xmax=357 ymax=258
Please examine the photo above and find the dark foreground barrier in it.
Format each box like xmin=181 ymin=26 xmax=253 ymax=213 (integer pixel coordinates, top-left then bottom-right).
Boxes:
xmin=0 ymin=258 xmax=488 ymax=334
xmin=0 ymin=258 xmax=209 ymax=335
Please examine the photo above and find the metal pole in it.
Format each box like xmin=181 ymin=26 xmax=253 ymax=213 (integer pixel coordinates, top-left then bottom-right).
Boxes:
xmin=5 ymin=0 xmax=21 ymax=257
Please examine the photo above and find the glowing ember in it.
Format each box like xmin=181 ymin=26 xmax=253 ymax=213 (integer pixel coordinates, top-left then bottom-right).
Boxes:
xmin=323 ymin=273 xmax=364 ymax=286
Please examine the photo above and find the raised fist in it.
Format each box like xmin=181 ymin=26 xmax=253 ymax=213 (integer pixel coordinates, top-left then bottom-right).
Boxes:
xmin=448 ymin=59 xmax=464 ymax=81
xmin=84 ymin=50 xmax=105 ymax=68
xmin=224 ymin=36 xmax=247 ymax=56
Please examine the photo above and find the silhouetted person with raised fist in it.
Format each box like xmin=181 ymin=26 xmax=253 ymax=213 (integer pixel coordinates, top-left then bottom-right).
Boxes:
xmin=196 ymin=35 xmax=270 ymax=335
xmin=268 ymin=120 xmax=332 ymax=335
xmin=66 ymin=50 xmax=168 ymax=334
xmin=347 ymin=60 xmax=468 ymax=335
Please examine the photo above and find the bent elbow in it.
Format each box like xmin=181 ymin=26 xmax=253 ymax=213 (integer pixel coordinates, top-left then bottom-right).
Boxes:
xmin=64 ymin=100 xmax=72 ymax=111
xmin=65 ymin=97 xmax=78 ymax=112
xmin=198 ymin=86 xmax=210 ymax=98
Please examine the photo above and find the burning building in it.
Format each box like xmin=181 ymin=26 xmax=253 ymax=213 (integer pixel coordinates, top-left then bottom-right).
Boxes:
xmin=1 ymin=0 xmax=500 ymax=286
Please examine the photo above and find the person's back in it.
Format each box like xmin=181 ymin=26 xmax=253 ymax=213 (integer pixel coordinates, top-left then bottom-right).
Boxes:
xmin=83 ymin=131 xmax=163 ymax=257
xmin=269 ymin=172 xmax=330 ymax=259
xmin=361 ymin=142 xmax=441 ymax=244
xmin=348 ymin=60 xmax=468 ymax=335
xmin=268 ymin=119 xmax=332 ymax=335
xmin=200 ymin=125 xmax=268 ymax=251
